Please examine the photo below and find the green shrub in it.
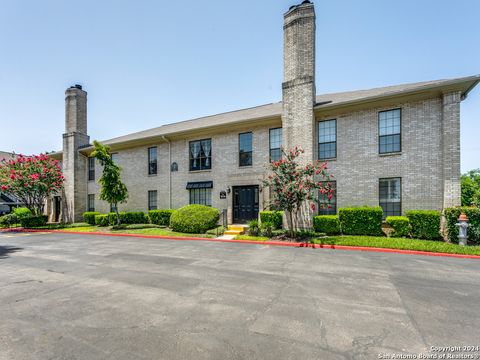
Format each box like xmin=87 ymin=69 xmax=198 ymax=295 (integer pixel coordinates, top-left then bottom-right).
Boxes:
xmin=148 ymin=209 xmax=174 ymax=226
xmin=444 ymin=207 xmax=480 ymax=244
xmin=0 ymin=213 xmax=19 ymax=228
xmin=259 ymin=211 xmax=283 ymax=229
xmin=260 ymin=221 xmax=274 ymax=238
xmin=406 ymin=210 xmax=441 ymax=240
xmin=386 ymin=216 xmax=410 ymax=237
xmin=83 ymin=212 xmax=100 ymax=225
xmin=20 ymin=215 xmax=48 ymax=228
xmin=206 ymin=226 xmax=225 ymax=236
xmin=121 ymin=211 xmax=148 ymax=224
xmin=338 ymin=207 xmax=383 ymax=236
xmin=13 ymin=207 xmax=33 ymax=219
xmin=313 ymin=215 xmax=341 ymax=235
xmin=94 ymin=214 xmax=110 ymax=226
xmin=247 ymin=219 xmax=260 ymax=236
xmin=170 ymin=205 xmax=220 ymax=234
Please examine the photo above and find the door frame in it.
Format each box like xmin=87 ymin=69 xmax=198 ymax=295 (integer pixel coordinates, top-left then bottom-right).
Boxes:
xmin=232 ymin=185 xmax=259 ymax=224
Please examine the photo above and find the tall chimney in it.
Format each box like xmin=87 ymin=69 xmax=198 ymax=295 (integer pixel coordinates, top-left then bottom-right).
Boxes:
xmin=282 ymin=1 xmax=316 ymax=163
xmin=62 ymin=85 xmax=89 ymax=223
xmin=282 ymin=1 xmax=316 ymax=229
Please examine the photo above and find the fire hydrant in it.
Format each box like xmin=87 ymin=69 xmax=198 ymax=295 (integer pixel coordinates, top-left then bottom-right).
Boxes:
xmin=456 ymin=213 xmax=470 ymax=246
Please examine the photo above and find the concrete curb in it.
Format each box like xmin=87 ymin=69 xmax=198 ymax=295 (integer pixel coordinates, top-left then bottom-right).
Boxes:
xmin=4 ymin=228 xmax=480 ymax=260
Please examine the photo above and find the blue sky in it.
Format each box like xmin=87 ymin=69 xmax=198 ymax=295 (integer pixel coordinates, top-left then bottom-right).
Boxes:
xmin=1 ymin=0 xmax=478 ymax=172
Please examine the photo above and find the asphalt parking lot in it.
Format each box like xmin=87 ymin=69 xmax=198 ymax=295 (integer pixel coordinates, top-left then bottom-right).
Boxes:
xmin=1 ymin=231 xmax=480 ymax=360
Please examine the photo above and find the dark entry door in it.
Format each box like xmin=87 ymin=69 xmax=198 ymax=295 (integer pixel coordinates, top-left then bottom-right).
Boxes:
xmin=54 ymin=196 xmax=61 ymax=222
xmin=233 ymin=186 xmax=259 ymax=224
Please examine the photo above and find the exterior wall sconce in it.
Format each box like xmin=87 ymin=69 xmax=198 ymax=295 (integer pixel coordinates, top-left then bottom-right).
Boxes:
xmin=227 ymin=186 xmax=231 ymax=194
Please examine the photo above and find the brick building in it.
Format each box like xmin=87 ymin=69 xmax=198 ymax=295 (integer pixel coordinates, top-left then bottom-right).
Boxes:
xmin=48 ymin=1 xmax=479 ymax=224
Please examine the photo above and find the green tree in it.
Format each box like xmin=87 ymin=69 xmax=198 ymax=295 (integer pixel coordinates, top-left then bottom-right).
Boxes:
xmin=461 ymin=169 xmax=480 ymax=207
xmin=262 ymin=147 xmax=334 ymax=237
xmin=91 ymin=141 xmax=128 ymax=225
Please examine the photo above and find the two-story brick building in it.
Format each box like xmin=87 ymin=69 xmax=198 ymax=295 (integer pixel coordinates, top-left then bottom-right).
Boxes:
xmin=48 ymin=1 xmax=479 ymax=225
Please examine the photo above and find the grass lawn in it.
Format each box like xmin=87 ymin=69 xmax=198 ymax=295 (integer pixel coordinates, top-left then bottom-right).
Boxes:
xmin=236 ymin=234 xmax=480 ymax=256
xmin=314 ymin=236 xmax=480 ymax=256
xmin=54 ymin=225 xmax=217 ymax=238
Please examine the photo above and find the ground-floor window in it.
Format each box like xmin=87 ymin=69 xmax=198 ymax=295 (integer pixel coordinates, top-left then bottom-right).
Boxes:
xmin=148 ymin=190 xmax=157 ymax=210
xmin=318 ymin=181 xmax=336 ymax=215
xmin=87 ymin=194 xmax=95 ymax=212
xmin=110 ymin=203 xmax=117 ymax=213
xmin=379 ymin=177 xmax=401 ymax=218
xmin=189 ymin=188 xmax=212 ymax=206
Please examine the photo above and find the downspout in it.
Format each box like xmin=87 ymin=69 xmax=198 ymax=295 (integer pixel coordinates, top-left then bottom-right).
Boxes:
xmin=161 ymin=136 xmax=172 ymax=208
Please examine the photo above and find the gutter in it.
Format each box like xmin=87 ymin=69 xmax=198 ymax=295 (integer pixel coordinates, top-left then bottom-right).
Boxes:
xmin=161 ymin=136 xmax=172 ymax=208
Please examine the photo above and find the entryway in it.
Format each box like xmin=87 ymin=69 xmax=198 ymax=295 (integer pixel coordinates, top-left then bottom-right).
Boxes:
xmin=232 ymin=186 xmax=259 ymax=224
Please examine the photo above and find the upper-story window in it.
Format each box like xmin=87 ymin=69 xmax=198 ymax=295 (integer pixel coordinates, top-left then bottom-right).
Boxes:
xmin=189 ymin=139 xmax=211 ymax=171
xmin=88 ymin=157 xmax=95 ymax=181
xmin=379 ymin=109 xmax=401 ymax=154
xmin=111 ymin=153 xmax=119 ymax=164
xmin=148 ymin=147 xmax=157 ymax=175
xmin=269 ymin=128 xmax=282 ymax=162
xmin=239 ymin=132 xmax=253 ymax=167
xmin=318 ymin=119 xmax=336 ymax=160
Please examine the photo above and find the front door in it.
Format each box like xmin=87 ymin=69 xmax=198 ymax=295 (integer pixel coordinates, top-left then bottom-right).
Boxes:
xmin=233 ymin=186 xmax=259 ymax=224
xmin=54 ymin=196 xmax=61 ymax=222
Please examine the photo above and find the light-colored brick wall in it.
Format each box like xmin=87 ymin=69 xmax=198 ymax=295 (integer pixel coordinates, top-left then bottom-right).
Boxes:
xmin=317 ymin=97 xmax=448 ymax=213
xmin=87 ymin=122 xmax=280 ymax=223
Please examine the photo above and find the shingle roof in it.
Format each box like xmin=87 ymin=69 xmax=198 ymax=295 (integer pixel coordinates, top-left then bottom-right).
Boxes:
xmin=101 ymin=75 xmax=479 ymax=147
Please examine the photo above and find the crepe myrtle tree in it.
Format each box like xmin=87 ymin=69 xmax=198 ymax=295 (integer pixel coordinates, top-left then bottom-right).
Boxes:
xmin=0 ymin=154 xmax=64 ymax=215
xmin=91 ymin=140 xmax=128 ymax=225
xmin=262 ymin=147 xmax=334 ymax=237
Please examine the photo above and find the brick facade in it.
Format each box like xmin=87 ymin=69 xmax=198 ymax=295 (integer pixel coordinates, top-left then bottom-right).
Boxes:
xmin=54 ymin=1 xmax=475 ymax=224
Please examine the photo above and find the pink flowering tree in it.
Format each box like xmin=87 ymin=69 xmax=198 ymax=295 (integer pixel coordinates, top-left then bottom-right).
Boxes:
xmin=262 ymin=147 xmax=334 ymax=237
xmin=0 ymin=154 xmax=64 ymax=215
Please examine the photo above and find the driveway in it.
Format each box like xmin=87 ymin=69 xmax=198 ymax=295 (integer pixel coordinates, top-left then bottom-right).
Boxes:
xmin=1 ymin=232 xmax=480 ymax=360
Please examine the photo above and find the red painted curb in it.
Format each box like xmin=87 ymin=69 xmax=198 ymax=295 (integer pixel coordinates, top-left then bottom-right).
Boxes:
xmin=4 ymin=228 xmax=480 ymax=260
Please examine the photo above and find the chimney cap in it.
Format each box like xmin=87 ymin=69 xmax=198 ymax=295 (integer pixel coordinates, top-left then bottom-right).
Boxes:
xmin=301 ymin=0 xmax=312 ymax=4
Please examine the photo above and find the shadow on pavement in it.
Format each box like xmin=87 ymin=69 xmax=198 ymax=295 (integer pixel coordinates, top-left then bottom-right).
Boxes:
xmin=0 ymin=246 xmax=23 ymax=259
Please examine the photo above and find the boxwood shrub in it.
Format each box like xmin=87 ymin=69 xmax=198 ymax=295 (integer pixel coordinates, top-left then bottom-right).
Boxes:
xmin=385 ymin=216 xmax=410 ymax=237
xmin=170 ymin=205 xmax=220 ymax=234
xmin=406 ymin=210 xmax=441 ymax=240
xmin=313 ymin=215 xmax=341 ymax=235
xmin=338 ymin=207 xmax=383 ymax=236
xmin=13 ymin=207 xmax=33 ymax=219
xmin=20 ymin=215 xmax=48 ymax=228
xmin=94 ymin=214 xmax=110 ymax=227
xmin=83 ymin=212 xmax=101 ymax=225
xmin=149 ymin=209 xmax=174 ymax=226
xmin=121 ymin=211 xmax=148 ymax=224
xmin=444 ymin=207 xmax=480 ymax=244
xmin=259 ymin=211 xmax=283 ymax=229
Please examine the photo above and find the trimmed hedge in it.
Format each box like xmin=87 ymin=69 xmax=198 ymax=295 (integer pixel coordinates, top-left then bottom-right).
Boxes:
xmin=13 ymin=207 xmax=33 ymax=219
xmin=149 ymin=209 xmax=174 ymax=226
xmin=94 ymin=214 xmax=111 ymax=226
xmin=444 ymin=207 xmax=480 ymax=244
xmin=20 ymin=215 xmax=48 ymax=228
xmin=338 ymin=207 xmax=383 ymax=236
xmin=386 ymin=216 xmax=410 ymax=237
xmin=170 ymin=205 xmax=220 ymax=234
xmin=259 ymin=211 xmax=283 ymax=229
xmin=83 ymin=212 xmax=101 ymax=225
xmin=406 ymin=210 xmax=441 ymax=240
xmin=121 ymin=211 xmax=148 ymax=225
xmin=0 ymin=213 xmax=19 ymax=227
xmin=313 ymin=215 xmax=341 ymax=235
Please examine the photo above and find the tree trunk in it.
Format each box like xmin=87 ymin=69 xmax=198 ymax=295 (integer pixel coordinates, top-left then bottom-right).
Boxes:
xmin=288 ymin=211 xmax=295 ymax=238
xmin=115 ymin=204 xmax=120 ymax=225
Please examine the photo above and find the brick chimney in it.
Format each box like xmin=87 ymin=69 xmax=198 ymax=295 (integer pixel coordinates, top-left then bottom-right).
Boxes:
xmin=282 ymin=0 xmax=316 ymax=164
xmin=62 ymin=85 xmax=89 ymax=223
